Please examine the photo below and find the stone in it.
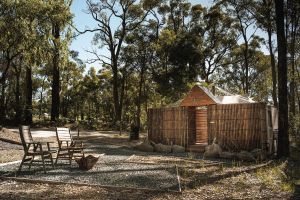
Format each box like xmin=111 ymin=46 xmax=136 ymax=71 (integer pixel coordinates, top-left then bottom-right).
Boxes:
xmin=203 ymin=139 xmax=222 ymax=158
xmin=237 ymin=150 xmax=256 ymax=161
xmin=220 ymin=151 xmax=237 ymax=159
xmin=251 ymin=148 xmax=267 ymax=161
xmin=154 ymin=143 xmax=172 ymax=153
xmin=172 ymin=145 xmax=185 ymax=153
xmin=135 ymin=141 xmax=154 ymax=152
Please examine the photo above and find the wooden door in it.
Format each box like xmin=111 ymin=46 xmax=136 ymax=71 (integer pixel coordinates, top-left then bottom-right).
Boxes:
xmin=195 ymin=107 xmax=208 ymax=144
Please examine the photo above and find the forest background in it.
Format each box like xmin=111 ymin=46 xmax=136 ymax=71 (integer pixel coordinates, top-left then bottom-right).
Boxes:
xmin=0 ymin=0 xmax=299 ymax=157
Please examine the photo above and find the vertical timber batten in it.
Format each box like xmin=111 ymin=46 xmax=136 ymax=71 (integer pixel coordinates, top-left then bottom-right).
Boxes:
xmin=207 ymin=103 xmax=271 ymax=152
xmin=147 ymin=107 xmax=196 ymax=148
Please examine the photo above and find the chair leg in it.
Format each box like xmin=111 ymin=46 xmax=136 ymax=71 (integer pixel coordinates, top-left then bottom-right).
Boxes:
xmin=28 ymin=155 xmax=35 ymax=170
xmin=68 ymin=149 xmax=72 ymax=165
xmin=49 ymin=153 xmax=54 ymax=168
xmin=41 ymin=153 xmax=46 ymax=174
xmin=55 ymin=149 xmax=60 ymax=165
xmin=17 ymin=153 xmax=27 ymax=175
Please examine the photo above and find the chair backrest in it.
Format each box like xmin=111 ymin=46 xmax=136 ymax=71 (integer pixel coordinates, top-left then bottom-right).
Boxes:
xmin=19 ymin=125 xmax=33 ymax=150
xmin=56 ymin=127 xmax=72 ymax=142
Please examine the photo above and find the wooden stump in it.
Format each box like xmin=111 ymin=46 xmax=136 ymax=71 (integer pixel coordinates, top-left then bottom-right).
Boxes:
xmin=75 ymin=155 xmax=99 ymax=170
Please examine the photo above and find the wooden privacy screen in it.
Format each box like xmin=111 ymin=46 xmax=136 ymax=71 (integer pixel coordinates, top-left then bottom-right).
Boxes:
xmin=195 ymin=107 xmax=208 ymax=143
xmin=147 ymin=107 xmax=195 ymax=147
xmin=207 ymin=103 xmax=268 ymax=151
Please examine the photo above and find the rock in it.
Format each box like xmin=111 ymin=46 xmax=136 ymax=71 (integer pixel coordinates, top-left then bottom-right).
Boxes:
xmin=154 ymin=143 xmax=172 ymax=153
xmin=220 ymin=151 xmax=237 ymax=159
xmin=251 ymin=148 xmax=267 ymax=161
xmin=172 ymin=145 xmax=185 ymax=153
xmin=237 ymin=150 xmax=255 ymax=161
xmin=135 ymin=141 xmax=154 ymax=152
xmin=203 ymin=138 xmax=222 ymax=158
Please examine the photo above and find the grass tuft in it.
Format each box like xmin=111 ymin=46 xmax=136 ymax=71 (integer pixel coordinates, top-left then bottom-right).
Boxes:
xmin=255 ymin=161 xmax=294 ymax=192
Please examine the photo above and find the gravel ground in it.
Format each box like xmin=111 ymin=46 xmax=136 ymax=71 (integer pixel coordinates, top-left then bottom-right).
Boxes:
xmin=1 ymin=127 xmax=297 ymax=199
xmin=0 ymin=140 xmax=181 ymax=191
xmin=0 ymin=140 xmax=22 ymax=150
xmin=0 ymin=156 xmax=179 ymax=191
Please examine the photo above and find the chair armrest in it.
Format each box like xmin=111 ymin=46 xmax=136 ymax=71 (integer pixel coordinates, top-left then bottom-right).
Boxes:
xmin=58 ymin=140 xmax=72 ymax=148
xmin=29 ymin=141 xmax=55 ymax=145
xmin=27 ymin=142 xmax=42 ymax=145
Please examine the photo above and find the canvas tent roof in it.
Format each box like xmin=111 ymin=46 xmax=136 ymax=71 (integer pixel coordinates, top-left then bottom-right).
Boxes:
xmin=180 ymin=84 xmax=255 ymax=107
xmin=217 ymin=95 xmax=255 ymax=104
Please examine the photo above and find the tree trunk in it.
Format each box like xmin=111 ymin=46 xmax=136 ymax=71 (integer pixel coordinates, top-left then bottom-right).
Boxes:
xmin=39 ymin=78 xmax=46 ymax=120
xmin=25 ymin=65 xmax=33 ymax=124
xmin=118 ymin=72 xmax=126 ymax=134
xmin=242 ymin=36 xmax=249 ymax=95
xmin=289 ymin=15 xmax=297 ymax=115
xmin=39 ymin=91 xmax=43 ymax=119
xmin=14 ymin=66 xmax=21 ymax=125
xmin=112 ymin=61 xmax=121 ymax=123
xmin=0 ymin=83 xmax=6 ymax=123
xmin=136 ymin=61 xmax=146 ymax=132
xmin=267 ymin=28 xmax=278 ymax=107
xmin=51 ymin=23 xmax=60 ymax=122
xmin=0 ymin=57 xmax=11 ymax=124
xmin=275 ymin=0 xmax=289 ymax=158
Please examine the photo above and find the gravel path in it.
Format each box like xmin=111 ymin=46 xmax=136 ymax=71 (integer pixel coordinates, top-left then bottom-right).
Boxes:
xmin=0 ymin=154 xmax=179 ymax=191
xmin=0 ymin=140 xmax=22 ymax=150
xmin=0 ymin=140 xmax=182 ymax=191
xmin=0 ymin=128 xmax=190 ymax=191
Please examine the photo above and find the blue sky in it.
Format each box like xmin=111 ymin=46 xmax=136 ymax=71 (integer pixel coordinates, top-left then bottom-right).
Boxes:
xmin=70 ymin=0 xmax=267 ymax=71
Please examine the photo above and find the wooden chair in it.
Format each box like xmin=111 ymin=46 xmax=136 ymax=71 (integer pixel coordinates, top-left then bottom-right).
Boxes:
xmin=18 ymin=125 xmax=56 ymax=174
xmin=55 ymin=127 xmax=85 ymax=165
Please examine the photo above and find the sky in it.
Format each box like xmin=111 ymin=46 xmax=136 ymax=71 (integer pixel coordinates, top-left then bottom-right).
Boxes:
xmin=69 ymin=0 xmax=267 ymax=72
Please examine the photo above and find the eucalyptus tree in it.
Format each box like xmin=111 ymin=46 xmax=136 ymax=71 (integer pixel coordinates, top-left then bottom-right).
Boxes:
xmin=218 ymin=0 xmax=259 ymax=95
xmin=148 ymin=0 xmax=195 ymax=102
xmin=82 ymin=0 xmax=160 ymax=124
xmin=252 ymin=0 xmax=278 ymax=107
xmin=20 ymin=0 xmax=51 ymax=124
xmin=189 ymin=3 xmax=236 ymax=83
xmin=0 ymin=0 xmax=25 ymax=122
xmin=0 ymin=0 xmax=42 ymax=123
xmin=275 ymin=0 xmax=289 ymax=157
xmin=286 ymin=0 xmax=300 ymax=115
xmin=60 ymin=59 xmax=84 ymax=119
xmin=158 ymin=0 xmax=191 ymax=33
xmin=47 ymin=0 xmax=73 ymax=122
xmin=121 ymin=21 xmax=157 ymax=131
xmin=216 ymin=45 xmax=270 ymax=98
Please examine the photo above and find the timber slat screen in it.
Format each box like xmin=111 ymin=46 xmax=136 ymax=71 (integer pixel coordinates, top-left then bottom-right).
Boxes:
xmin=195 ymin=108 xmax=208 ymax=143
xmin=207 ymin=103 xmax=268 ymax=151
xmin=147 ymin=107 xmax=195 ymax=147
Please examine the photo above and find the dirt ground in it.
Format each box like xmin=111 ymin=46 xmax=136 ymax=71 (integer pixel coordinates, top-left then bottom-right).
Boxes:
xmin=0 ymin=127 xmax=299 ymax=200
